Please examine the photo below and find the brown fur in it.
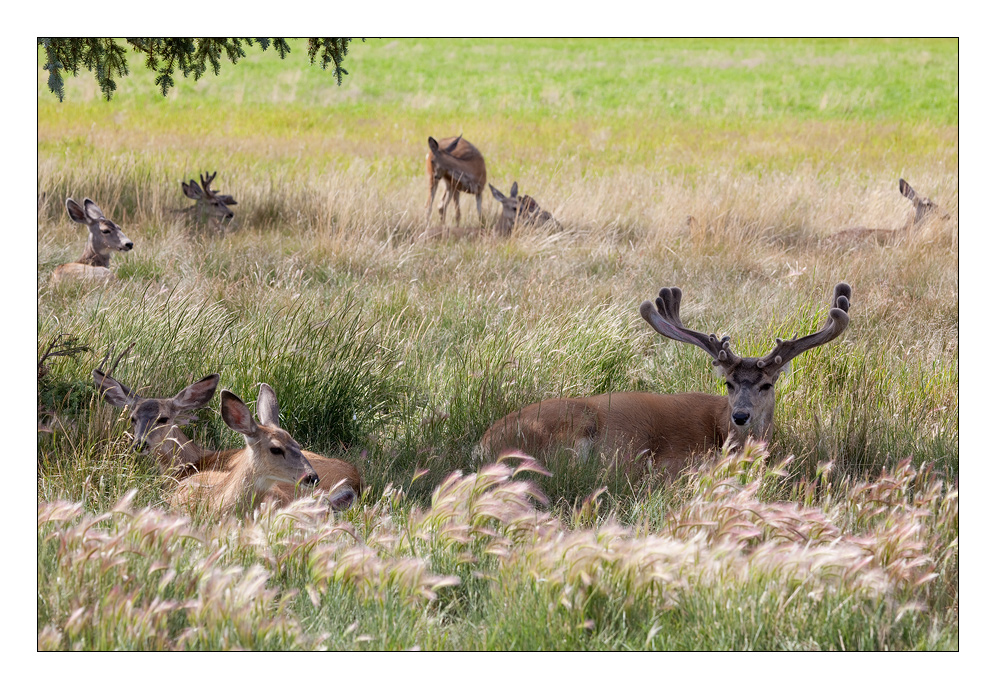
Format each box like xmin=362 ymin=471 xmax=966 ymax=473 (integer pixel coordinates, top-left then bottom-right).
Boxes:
xmin=478 ymin=391 xmax=731 ymax=477
xmin=426 ymin=135 xmax=487 ymax=226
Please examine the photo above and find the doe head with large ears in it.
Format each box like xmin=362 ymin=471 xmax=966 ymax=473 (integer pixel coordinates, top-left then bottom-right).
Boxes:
xmin=93 ymin=368 xmax=220 ymax=455
xmin=66 ymin=198 xmax=134 ymax=254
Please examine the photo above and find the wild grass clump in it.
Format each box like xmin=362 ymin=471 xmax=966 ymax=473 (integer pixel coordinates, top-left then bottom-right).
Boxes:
xmin=38 ymin=449 xmax=955 ymax=650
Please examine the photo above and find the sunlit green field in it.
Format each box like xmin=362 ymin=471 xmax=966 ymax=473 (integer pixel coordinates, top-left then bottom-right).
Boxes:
xmin=37 ymin=38 xmax=957 ymax=651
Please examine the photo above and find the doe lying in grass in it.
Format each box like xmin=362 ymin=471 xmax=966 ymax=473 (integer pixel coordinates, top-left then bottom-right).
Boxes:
xmin=489 ymin=181 xmax=559 ymax=235
xmin=93 ymin=370 xmax=363 ymax=512
xmin=477 ymin=283 xmax=852 ymax=478
xmin=828 ymin=179 xmax=950 ymax=246
xmin=170 ymin=384 xmax=321 ymax=514
xmin=51 ymin=199 xmax=133 ymax=284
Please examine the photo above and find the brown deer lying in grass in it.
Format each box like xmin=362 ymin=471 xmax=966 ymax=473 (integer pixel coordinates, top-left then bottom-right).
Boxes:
xmin=828 ymin=179 xmax=949 ymax=245
xmin=93 ymin=369 xmax=362 ymax=511
xmin=52 ymin=199 xmax=134 ymax=283
xmin=169 ymin=385 xmax=322 ymax=514
xmin=181 ymin=171 xmax=237 ymax=228
xmin=477 ymin=283 xmax=852 ymax=478
xmin=426 ymin=135 xmax=487 ymax=226
xmin=489 ymin=182 xmax=559 ymax=235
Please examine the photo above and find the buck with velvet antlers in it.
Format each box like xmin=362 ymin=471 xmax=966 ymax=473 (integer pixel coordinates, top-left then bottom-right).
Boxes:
xmin=426 ymin=135 xmax=487 ymax=226
xmin=489 ymin=181 xmax=559 ymax=235
xmin=93 ymin=367 xmax=362 ymax=512
xmin=52 ymin=199 xmax=134 ymax=283
xmin=181 ymin=171 xmax=237 ymax=227
xmin=477 ymin=283 xmax=852 ymax=477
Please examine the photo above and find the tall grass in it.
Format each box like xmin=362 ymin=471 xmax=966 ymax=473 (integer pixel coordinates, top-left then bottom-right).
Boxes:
xmin=37 ymin=38 xmax=957 ymax=650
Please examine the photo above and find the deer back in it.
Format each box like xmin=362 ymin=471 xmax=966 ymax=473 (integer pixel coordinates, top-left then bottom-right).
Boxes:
xmin=478 ymin=391 xmax=731 ymax=476
xmin=427 ymin=136 xmax=487 ymax=194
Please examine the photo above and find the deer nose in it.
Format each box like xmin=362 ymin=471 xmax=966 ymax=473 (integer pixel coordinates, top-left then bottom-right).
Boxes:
xmin=123 ymin=241 xmax=134 ymax=250
xmin=732 ymin=411 xmax=750 ymax=426
xmin=301 ymin=471 xmax=320 ymax=486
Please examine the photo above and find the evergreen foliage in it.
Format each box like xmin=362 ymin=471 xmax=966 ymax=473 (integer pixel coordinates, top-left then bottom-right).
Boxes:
xmin=38 ymin=38 xmax=358 ymax=101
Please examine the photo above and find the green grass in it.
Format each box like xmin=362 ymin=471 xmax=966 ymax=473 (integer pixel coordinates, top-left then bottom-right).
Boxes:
xmin=37 ymin=38 xmax=957 ymax=651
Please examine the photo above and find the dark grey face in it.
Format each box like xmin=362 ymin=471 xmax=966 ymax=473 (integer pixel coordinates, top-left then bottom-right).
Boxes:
xmin=97 ymin=218 xmax=134 ymax=252
xmin=130 ymin=399 xmax=184 ymax=453
xmin=721 ymin=357 xmax=785 ymax=442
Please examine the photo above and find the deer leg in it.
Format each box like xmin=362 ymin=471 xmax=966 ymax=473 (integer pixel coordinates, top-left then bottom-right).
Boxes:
xmin=438 ymin=184 xmax=452 ymax=224
xmin=452 ymin=189 xmax=462 ymax=225
xmin=427 ymin=178 xmax=440 ymax=223
xmin=475 ymin=192 xmax=484 ymax=227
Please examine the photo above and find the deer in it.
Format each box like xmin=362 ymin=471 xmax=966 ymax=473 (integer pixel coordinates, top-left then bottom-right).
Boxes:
xmin=425 ymin=135 xmax=487 ymax=227
xmin=477 ymin=283 xmax=852 ymax=478
xmin=181 ymin=171 xmax=237 ymax=227
xmin=169 ymin=385 xmax=322 ymax=514
xmin=489 ymin=182 xmax=559 ymax=235
xmin=828 ymin=179 xmax=950 ymax=245
xmin=51 ymin=199 xmax=134 ymax=283
xmin=93 ymin=367 xmax=363 ymax=511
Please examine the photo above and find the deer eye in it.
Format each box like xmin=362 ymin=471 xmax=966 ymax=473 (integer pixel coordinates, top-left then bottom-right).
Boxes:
xmin=760 ymin=383 xmax=773 ymax=392
xmin=725 ymin=381 xmax=734 ymax=391
xmin=157 ymin=417 xmax=169 ymax=425
xmin=270 ymin=447 xmax=284 ymax=456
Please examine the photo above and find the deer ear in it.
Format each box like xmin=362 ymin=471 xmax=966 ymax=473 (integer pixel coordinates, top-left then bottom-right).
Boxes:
xmin=326 ymin=484 xmax=357 ymax=511
xmin=510 ymin=182 xmax=518 ymax=197
xmin=773 ymin=360 xmax=793 ymax=382
xmin=221 ymin=390 xmax=258 ymax=436
xmin=173 ymin=374 xmax=220 ymax=410
xmin=93 ymin=369 xmax=136 ymax=407
xmin=427 ymin=137 xmax=439 ymax=152
xmin=489 ymin=184 xmax=504 ymax=201
xmin=66 ymin=199 xmax=88 ymax=224
xmin=256 ymin=384 xmax=280 ymax=427
xmin=83 ymin=199 xmax=104 ymax=221
xmin=181 ymin=181 xmax=200 ymax=200
xmin=899 ymin=179 xmax=917 ymax=201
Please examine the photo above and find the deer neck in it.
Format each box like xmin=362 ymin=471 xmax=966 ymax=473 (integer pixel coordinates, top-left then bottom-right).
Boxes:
xmin=79 ymin=236 xmax=111 ymax=268
xmin=214 ymin=448 xmax=278 ymax=513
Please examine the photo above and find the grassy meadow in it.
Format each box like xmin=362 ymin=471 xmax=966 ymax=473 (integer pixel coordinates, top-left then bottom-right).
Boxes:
xmin=37 ymin=38 xmax=958 ymax=651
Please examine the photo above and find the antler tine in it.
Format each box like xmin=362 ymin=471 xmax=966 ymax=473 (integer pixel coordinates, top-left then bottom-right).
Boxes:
xmin=757 ymin=283 xmax=851 ymax=370
xmin=639 ymin=286 xmax=739 ymax=367
xmin=96 ymin=341 xmax=136 ymax=379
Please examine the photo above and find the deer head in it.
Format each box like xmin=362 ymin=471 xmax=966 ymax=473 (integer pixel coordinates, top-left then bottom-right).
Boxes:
xmin=640 ymin=283 xmax=852 ymax=443
xmin=65 ymin=198 xmax=134 ymax=266
xmin=900 ymin=178 xmax=949 ymax=228
xmin=182 ymin=171 xmax=236 ymax=221
xmin=94 ymin=366 xmax=220 ymax=469
xmin=489 ymin=181 xmax=558 ymax=234
xmin=220 ymin=384 xmax=320 ymax=494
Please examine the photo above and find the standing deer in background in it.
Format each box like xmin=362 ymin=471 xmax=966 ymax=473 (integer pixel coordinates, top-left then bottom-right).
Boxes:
xmin=94 ymin=369 xmax=363 ymax=511
xmin=170 ymin=385 xmax=321 ymax=514
xmin=489 ymin=182 xmax=559 ymax=235
xmin=52 ymin=199 xmax=134 ymax=283
xmin=477 ymin=283 xmax=852 ymax=478
xmin=181 ymin=171 xmax=237 ymax=227
xmin=426 ymin=135 xmax=487 ymax=226
xmin=829 ymin=179 xmax=950 ymax=245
